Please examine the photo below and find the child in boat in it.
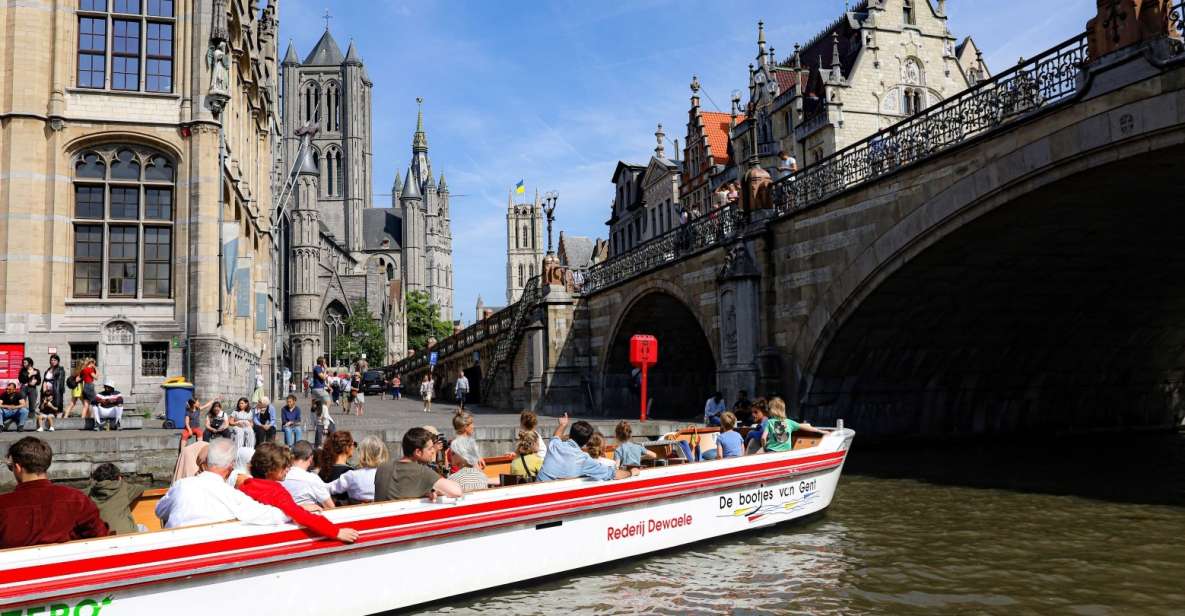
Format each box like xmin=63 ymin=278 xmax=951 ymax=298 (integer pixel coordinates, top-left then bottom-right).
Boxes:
xmin=517 ymin=410 xmax=547 ymax=460
xmin=88 ymin=462 xmax=145 ymax=535
xmin=613 ymin=420 xmax=656 ymax=467
xmin=762 ymin=398 xmax=813 ymax=453
xmin=239 ymin=443 xmax=359 ymax=543
xmin=327 ymin=435 xmax=387 ymax=503
xmin=508 ymin=429 xmax=542 ymax=481
xmin=450 ymin=411 xmax=485 ymax=472
xmin=715 ymin=412 xmax=745 ymax=459
xmin=744 ymin=399 xmax=768 ymax=455
xmin=584 ymin=432 xmax=616 ymax=468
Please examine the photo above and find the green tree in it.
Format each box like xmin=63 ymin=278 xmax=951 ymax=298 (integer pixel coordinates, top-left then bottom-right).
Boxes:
xmin=333 ymin=300 xmax=386 ymax=367
xmin=406 ymin=290 xmax=453 ymax=352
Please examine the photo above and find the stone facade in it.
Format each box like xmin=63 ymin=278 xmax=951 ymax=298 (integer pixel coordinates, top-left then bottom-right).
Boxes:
xmin=639 ymin=124 xmax=683 ymax=244
xmin=280 ymin=30 xmax=407 ymax=371
xmin=732 ymin=1 xmax=988 ymax=171
xmin=506 ymin=190 xmax=544 ymax=304
xmin=679 ymin=77 xmax=743 ymax=219
xmin=0 ymin=0 xmax=281 ymax=408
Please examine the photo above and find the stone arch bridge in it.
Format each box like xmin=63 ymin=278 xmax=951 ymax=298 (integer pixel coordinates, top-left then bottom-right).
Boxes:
xmin=391 ymin=15 xmax=1185 ymax=436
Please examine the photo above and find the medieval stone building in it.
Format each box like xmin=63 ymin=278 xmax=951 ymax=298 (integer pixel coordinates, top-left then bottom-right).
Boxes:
xmin=280 ymin=29 xmax=404 ymax=371
xmin=394 ymin=101 xmax=454 ymax=322
xmin=505 ymin=190 xmax=544 ymax=303
xmin=732 ymin=0 xmax=988 ymax=170
xmin=0 ymin=0 xmax=282 ymax=407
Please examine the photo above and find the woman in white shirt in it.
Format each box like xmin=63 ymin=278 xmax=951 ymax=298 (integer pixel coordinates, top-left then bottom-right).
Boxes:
xmin=327 ymin=435 xmax=388 ymax=503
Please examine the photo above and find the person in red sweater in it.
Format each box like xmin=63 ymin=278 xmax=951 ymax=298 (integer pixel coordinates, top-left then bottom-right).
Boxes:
xmin=0 ymin=436 xmax=109 ymax=548
xmin=239 ymin=443 xmax=359 ymax=543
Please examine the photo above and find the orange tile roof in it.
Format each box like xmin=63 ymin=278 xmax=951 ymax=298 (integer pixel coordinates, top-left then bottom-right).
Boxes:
xmin=700 ymin=111 xmax=745 ymax=166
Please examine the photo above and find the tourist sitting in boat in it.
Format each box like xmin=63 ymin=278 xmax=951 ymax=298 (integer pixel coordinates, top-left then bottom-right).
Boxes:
xmin=239 ymin=443 xmax=359 ymax=543
xmin=704 ymin=391 xmax=726 ymax=427
xmin=282 ymin=440 xmax=334 ymax=510
xmin=537 ymin=414 xmax=639 ymax=482
xmin=584 ymin=432 xmax=616 ymax=468
xmin=449 ymin=410 xmax=485 ymax=471
xmin=88 ymin=462 xmax=146 ymax=535
xmin=327 ymin=435 xmax=388 ymax=504
xmin=763 ymin=398 xmax=813 ymax=453
xmin=373 ymin=427 xmax=462 ymax=501
xmin=173 ymin=440 xmax=209 ymax=482
xmin=715 ymin=412 xmax=745 ymax=459
xmin=93 ymin=380 xmax=124 ymax=431
xmin=744 ymin=399 xmax=768 ymax=455
xmin=204 ymin=401 xmax=232 ymax=442
xmin=318 ymin=431 xmax=356 ymax=504
xmin=446 ymin=431 xmax=489 ymax=493
xmin=229 ymin=397 xmax=256 ymax=449
xmin=226 ymin=447 xmax=255 ymax=488
xmin=518 ymin=410 xmax=547 ymax=460
xmin=613 ymin=420 xmax=656 ymax=467
xmin=509 ymin=429 xmax=543 ymax=481
xmin=252 ymin=396 xmax=278 ymax=446
xmin=0 ymin=436 xmax=109 ymax=547
xmin=154 ymin=438 xmax=289 ymax=529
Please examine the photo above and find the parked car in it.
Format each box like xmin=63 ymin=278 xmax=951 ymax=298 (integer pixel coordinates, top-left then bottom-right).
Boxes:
xmin=361 ymin=370 xmax=386 ymax=395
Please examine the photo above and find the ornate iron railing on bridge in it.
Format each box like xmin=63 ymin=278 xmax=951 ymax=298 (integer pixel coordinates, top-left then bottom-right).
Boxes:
xmin=385 ymin=275 xmax=544 ymax=391
xmin=581 ymin=22 xmax=1116 ymax=295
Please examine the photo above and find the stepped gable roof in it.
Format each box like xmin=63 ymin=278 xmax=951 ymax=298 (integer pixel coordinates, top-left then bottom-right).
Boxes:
xmin=304 ymin=30 xmax=344 ymax=65
xmin=363 ymin=208 xmax=402 ymax=251
xmin=558 ymin=234 xmax=595 ymax=270
xmin=700 ymin=111 xmax=745 ymax=166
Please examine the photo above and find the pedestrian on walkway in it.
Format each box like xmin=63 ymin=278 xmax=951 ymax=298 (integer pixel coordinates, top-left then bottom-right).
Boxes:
xmin=392 ymin=375 xmax=402 ymax=400
xmin=44 ymin=354 xmax=66 ymax=421
xmin=455 ymin=372 xmax=470 ymax=411
xmin=420 ymin=374 xmax=434 ymax=413
xmin=350 ymin=372 xmax=364 ymax=416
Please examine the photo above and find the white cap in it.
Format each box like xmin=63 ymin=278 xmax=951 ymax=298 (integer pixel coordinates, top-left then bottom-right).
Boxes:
xmin=103 ymin=379 xmax=116 ymax=388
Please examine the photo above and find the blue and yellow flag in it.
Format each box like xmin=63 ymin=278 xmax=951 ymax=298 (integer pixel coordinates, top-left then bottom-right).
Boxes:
xmin=515 ymin=180 xmax=525 ymax=194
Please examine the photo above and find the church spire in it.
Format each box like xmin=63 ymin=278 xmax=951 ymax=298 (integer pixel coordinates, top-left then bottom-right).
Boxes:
xmin=438 ymin=172 xmax=448 ymax=192
xmin=412 ymin=97 xmax=428 ymax=152
xmin=282 ymin=40 xmax=299 ymax=66
xmin=654 ymin=123 xmax=665 ymax=158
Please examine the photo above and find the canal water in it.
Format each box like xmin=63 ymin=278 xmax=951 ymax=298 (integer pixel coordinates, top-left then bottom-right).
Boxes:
xmin=409 ymin=433 xmax=1185 ymax=615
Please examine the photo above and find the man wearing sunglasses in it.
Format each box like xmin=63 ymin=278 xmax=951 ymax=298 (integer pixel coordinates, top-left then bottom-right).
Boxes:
xmin=0 ymin=436 xmax=109 ymax=547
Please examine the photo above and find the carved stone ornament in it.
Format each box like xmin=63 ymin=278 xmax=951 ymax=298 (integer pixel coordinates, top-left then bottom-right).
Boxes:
xmin=103 ymin=321 xmax=134 ymax=345
xmin=718 ymin=242 xmax=759 ymax=281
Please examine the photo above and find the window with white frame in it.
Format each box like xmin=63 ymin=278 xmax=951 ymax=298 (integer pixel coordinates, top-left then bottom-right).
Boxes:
xmin=77 ymin=0 xmax=175 ymax=92
xmin=72 ymin=145 xmax=174 ymax=299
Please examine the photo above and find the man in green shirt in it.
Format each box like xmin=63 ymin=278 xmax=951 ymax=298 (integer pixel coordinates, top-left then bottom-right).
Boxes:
xmin=374 ymin=428 xmax=463 ymax=501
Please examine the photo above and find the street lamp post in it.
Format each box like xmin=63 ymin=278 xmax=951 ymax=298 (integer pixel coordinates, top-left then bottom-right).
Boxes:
xmin=542 ymin=191 xmax=559 ymax=255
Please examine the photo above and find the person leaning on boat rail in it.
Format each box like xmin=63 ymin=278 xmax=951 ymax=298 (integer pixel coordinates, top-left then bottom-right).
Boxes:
xmin=154 ymin=438 xmax=289 ymax=529
xmin=0 ymin=436 xmax=109 ymax=547
xmin=536 ymin=414 xmax=640 ymax=482
xmin=326 ymin=435 xmax=388 ymax=504
xmin=282 ymin=440 xmax=334 ymax=510
xmin=762 ymin=398 xmax=814 ymax=453
xmin=373 ymin=427 xmax=462 ymax=501
xmin=239 ymin=443 xmax=359 ymax=543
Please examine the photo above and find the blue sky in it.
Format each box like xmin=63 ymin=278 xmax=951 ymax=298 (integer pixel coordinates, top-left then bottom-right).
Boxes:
xmin=279 ymin=0 xmax=1095 ymax=323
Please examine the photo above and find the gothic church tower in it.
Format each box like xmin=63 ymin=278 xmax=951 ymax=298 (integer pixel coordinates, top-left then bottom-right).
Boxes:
xmin=399 ymin=99 xmax=454 ymax=322
xmin=281 ymin=28 xmax=372 ymax=251
xmin=506 ymin=190 xmax=544 ymax=304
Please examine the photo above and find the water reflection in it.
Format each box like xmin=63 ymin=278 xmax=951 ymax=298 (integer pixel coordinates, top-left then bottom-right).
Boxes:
xmin=404 ymin=434 xmax=1185 ymax=615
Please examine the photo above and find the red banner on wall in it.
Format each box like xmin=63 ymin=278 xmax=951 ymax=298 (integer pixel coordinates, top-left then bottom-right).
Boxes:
xmin=0 ymin=344 xmax=25 ymax=384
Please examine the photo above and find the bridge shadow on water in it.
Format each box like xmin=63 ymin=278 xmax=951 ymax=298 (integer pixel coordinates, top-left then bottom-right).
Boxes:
xmin=844 ymin=430 xmax=1185 ymax=508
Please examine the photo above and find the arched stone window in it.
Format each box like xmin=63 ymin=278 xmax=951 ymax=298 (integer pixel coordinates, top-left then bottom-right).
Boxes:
xmin=521 ymin=225 xmax=528 ymax=248
xmin=324 ymin=81 xmax=341 ymax=133
xmin=518 ymin=263 xmax=525 ymax=287
xmin=302 ymin=81 xmax=321 ymax=124
xmin=72 ymin=144 xmax=175 ymax=299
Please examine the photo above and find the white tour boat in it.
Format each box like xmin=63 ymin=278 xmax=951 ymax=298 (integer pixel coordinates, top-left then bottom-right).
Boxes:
xmin=0 ymin=424 xmax=853 ymax=615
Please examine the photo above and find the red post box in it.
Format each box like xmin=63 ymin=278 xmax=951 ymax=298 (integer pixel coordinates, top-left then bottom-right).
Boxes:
xmin=629 ymin=335 xmax=658 ymax=421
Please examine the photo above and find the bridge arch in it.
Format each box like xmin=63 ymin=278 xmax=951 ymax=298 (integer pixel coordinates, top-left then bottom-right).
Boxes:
xmin=798 ymin=107 xmax=1185 ymax=435
xmin=601 ymin=288 xmax=716 ymax=419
